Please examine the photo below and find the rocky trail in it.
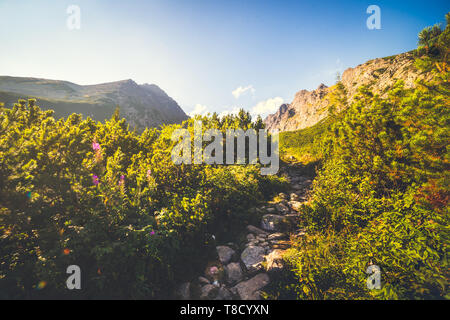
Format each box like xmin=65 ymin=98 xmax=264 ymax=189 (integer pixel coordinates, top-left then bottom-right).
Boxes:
xmin=176 ymin=165 xmax=312 ymax=300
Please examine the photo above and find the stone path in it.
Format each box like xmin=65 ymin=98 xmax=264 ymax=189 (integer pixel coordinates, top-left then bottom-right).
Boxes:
xmin=175 ymin=165 xmax=312 ymax=300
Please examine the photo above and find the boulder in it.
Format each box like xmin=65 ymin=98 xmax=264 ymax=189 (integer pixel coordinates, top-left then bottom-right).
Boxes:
xmin=246 ymin=225 xmax=269 ymax=236
xmin=216 ymin=246 xmax=235 ymax=264
xmin=225 ymin=262 xmax=244 ymax=285
xmin=290 ymin=193 xmax=300 ymax=201
xmin=267 ymin=232 xmax=288 ymax=241
xmin=261 ymin=214 xmax=286 ymax=231
xmin=265 ymin=249 xmax=286 ymax=273
xmin=232 ymin=273 xmax=270 ymax=300
xmin=200 ymin=284 xmax=219 ymax=300
xmin=276 ymin=203 xmax=290 ymax=215
xmin=289 ymin=201 xmax=303 ymax=212
xmin=198 ymin=276 xmax=210 ymax=285
xmin=176 ymin=282 xmax=191 ymax=300
xmin=214 ymin=286 xmax=233 ymax=300
xmin=241 ymin=246 xmax=266 ymax=273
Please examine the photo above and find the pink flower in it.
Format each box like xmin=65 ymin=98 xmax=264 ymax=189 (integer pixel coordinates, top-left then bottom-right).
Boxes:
xmin=119 ymin=175 xmax=125 ymax=186
xmin=210 ymin=266 xmax=219 ymax=274
xmin=146 ymin=169 xmax=152 ymax=179
xmin=150 ymin=230 xmax=155 ymax=236
xmin=92 ymin=175 xmax=99 ymax=185
xmin=92 ymin=142 xmax=101 ymax=151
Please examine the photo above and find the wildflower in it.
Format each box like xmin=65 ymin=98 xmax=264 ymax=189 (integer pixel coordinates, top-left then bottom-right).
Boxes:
xmin=210 ymin=266 xmax=219 ymax=274
xmin=63 ymin=248 xmax=70 ymax=255
xmin=146 ymin=169 xmax=152 ymax=179
xmin=92 ymin=141 xmax=101 ymax=151
xmin=119 ymin=175 xmax=125 ymax=186
xmin=150 ymin=230 xmax=155 ymax=236
xmin=92 ymin=175 xmax=99 ymax=185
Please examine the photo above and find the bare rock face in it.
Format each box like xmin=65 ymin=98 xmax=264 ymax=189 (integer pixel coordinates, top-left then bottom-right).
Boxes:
xmin=264 ymin=52 xmax=431 ymax=133
xmin=232 ymin=273 xmax=270 ymax=300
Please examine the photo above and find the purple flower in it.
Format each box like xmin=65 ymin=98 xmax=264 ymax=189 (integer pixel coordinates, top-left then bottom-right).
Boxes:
xmin=210 ymin=266 xmax=219 ymax=274
xmin=119 ymin=175 xmax=125 ymax=187
xmin=150 ymin=230 xmax=155 ymax=236
xmin=92 ymin=142 xmax=101 ymax=151
xmin=92 ymin=175 xmax=99 ymax=185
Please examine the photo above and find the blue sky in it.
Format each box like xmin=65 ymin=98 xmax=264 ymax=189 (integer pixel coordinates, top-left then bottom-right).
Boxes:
xmin=0 ymin=0 xmax=448 ymax=117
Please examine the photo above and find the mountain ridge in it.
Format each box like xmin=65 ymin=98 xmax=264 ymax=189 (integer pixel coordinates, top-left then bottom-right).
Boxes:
xmin=0 ymin=76 xmax=188 ymax=128
xmin=264 ymin=51 xmax=432 ymax=132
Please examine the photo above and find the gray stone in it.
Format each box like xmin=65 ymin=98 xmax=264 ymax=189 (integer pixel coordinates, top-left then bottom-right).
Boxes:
xmin=176 ymin=282 xmax=191 ymax=300
xmin=200 ymin=284 xmax=219 ymax=300
xmin=246 ymin=233 xmax=255 ymax=241
xmin=267 ymin=232 xmax=288 ymax=241
xmin=246 ymin=225 xmax=269 ymax=236
xmin=216 ymin=246 xmax=236 ymax=264
xmin=225 ymin=262 xmax=243 ymax=285
xmin=241 ymin=246 xmax=265 ymax=273
xmin=214 ymin=286 xmax=233 ymax=300
xmin=289 ymin=201 xmax=303 ymax=212
xmin=232 ymin=273 xmax=270 ymax=300
xmin=261 ymin=214 xmax=285 ymax=231
xmin=198 ymin=276 xmax=210 ymax=285
xmin=265 ymin=249 xmax=286 ymax=273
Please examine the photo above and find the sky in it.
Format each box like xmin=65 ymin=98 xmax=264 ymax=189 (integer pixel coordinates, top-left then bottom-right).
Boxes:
xmin=0 ymin=0 xmax=448 ymax=118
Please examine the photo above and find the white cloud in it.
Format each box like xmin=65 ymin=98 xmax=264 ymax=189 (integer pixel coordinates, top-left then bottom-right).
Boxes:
xmin=188 ymin=104 xmax=209 ymax=117
xmin=219 ymin=106 xmax=241 ymax=118
xmin=250 ymin=97 xmax=284 ymax=117
xmin=232 ymin=85 xmax=255 ymax=99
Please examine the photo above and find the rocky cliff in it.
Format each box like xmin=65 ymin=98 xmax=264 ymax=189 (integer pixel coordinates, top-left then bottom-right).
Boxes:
xmin=264 ymin=51 xmax=429 ymax=132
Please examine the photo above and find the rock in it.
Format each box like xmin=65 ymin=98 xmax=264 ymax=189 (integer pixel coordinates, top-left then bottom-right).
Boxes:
xmin=266 ymin=206 xmax=277 ymax=214
xmin=261 ymin=214 xmax=287 ymax=231
xmin=246 ymin=225 xmax=269 ymax=236
xmin=241 ymin=246 xmax=266 ymax=273
xmin=275 ymin=203 xmax=290 ymax=215
xmin=176 ymin=282 xmax=191 ymax=300
xmin=232 ymin=273 xmax=270 ymax=300
xmin=198 ymin=276 xmax=210 ymax=285
xmin=265 ymin=249 xmax=286 ymax=273
xmin=214 ymin=286 xmax=233 ymax=300
xmin=277 ymin=193 xmax=288 ymax=200
xmin=290 ymin=193 xmax=300 ymax=201
xmin=289 ymin=201 xmax=303 ymax=212
xmin=260 ymin=241 xmax=268 ymax=247
xmin=246 ymin=233 xmax=255 ymax=241
xmin=271 ymin=240 xmax=291 ymax=249
xmin=267 ymin=232 xmax=288 ymax=241
xmin=200 ymin=284 xmax=219 ymax=300
xmin=216 ymin=246 xmax=236 ymax=264
xmin=247 ymin=240 xmax=259 ymax=247
xmin=225 ymin=262 xmax=244 ymax=285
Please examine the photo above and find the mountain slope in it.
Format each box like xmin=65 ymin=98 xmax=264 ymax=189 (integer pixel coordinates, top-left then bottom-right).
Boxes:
xmin=0 ymin=76 xmax=188 ymax=128
xmin=265 ymin=51 xmax=432 ymax=132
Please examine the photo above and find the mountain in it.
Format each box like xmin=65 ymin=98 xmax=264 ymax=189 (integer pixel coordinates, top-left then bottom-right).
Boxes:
xmin=264 ymin=51 xmax=432 ymax=132
xmin=0 ymin=76 xmax=188 ymax=128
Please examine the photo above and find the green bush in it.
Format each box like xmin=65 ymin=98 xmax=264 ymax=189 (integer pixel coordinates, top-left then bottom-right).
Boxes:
xmin=0 ymin=102 xmax=284 ymax=299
